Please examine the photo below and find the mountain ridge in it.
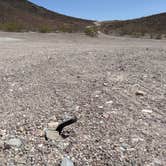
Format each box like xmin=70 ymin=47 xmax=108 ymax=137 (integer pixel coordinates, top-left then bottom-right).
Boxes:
xmin=0 ymin=0 xmax=94 ymax=32
xmin=100 ymin=12 xmax=166 ymax=38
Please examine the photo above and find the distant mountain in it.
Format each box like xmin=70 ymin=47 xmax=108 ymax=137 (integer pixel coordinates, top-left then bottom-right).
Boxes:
xmin=100 ymin=13 xmax=166 ymax=38
xmin=0 ymin=0 xmax=93 ymax=32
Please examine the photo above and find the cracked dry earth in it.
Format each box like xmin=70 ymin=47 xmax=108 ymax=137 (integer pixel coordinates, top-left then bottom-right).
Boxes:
xmin=0 ymin=32 xmax=166 ymax=166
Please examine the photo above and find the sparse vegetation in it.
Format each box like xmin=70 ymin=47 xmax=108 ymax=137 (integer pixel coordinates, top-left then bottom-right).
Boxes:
xmin=0 ymin=0 xmax=93 ymax=33
xmin=155 ymin=34 xmax=162 ymax=39
xmin=84 ymin=26 xmax=98 ymax=37
xmin=0 ymin=22 xmax=24 ymax=32
xmin=101 ymin=13 xmax=166 ymax=39
xmin=59 ymin=24 xmax=73 ymax=33
xmin=38 ymin=25 xmax=52 ymax=33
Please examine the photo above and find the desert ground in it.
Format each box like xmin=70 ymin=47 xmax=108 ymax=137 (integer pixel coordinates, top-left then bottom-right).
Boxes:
xmin=0 ymin=32 xmax=166 ymax=165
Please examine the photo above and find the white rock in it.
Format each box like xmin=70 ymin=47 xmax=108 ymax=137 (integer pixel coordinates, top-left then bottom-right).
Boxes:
xmin=45 ymin=129 xmax=60 ymax=141
xmin=6 ymin=138 xmax=22 ymax=148
xmin=48 ymin=122 xmax=59 ymax=129
xmin=61 ymin=157 xmax=74 ymax=166
xmin=142 ymin=109 xmax=153 ymax=113
xmin=98 ymin=106 xmax=103 ymax=109
xmin=106 ymin=100 xmax=113 ymax=105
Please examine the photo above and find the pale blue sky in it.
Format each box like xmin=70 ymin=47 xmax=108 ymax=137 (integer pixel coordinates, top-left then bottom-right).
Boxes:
xmin=29 ymin=0 xmax=166 ymax=21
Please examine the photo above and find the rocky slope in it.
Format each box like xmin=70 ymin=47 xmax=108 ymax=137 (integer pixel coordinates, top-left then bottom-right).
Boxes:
xmin=0 ymin=0 xmax=93 ymax=32
xmin=101 ymin=13 xmax=166 ymax=38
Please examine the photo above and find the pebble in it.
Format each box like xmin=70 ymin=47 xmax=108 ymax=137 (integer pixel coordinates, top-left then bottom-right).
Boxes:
xmin=105 ymin=100 xmax=113 ymax=105
xmin=131 ymin=137 xmax=144 ymax=144
xmin=37 ymin=129 xmax=45 ymax=137
xmin=142 ymin=109 xmax=153 ymax=113
xmin=61 ymin=157 xmax=74 ymax=166
xmin=48 ymin=122 xmax=59 ymax=129
xmin=0 ymin=140 xmax=4 ymax=148
xmin=44 ymin=129 xmax=69 ymax=150
xmin=44 ymin=129 xmax=60 ymax=141
xmin=5 ymin=138 xmax=22 ymax=148
xmin=135 ymin=90 xmax=145 ymax=96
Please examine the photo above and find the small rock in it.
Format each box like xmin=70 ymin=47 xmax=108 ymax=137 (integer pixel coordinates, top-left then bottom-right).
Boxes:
xmin=38 ymin=144 xmax=43 ymax=148
xmin=131 ymin=137 xmax=144 ymax=144
xmin=98 ymin=105 xmax=103 ymax=109
xmin=75 ymin=106 xmax=80 ymax=111
xmin=119 ymin=138 xmax=124 ymax=143
xmin=45 ymin=129 xmax=60 ymax=141
xmin=135 ymin=90 xmax=145 ymax=96
xmin=103 ymin=112 xmax=110 ymax=119
xmin=6 ymin=138 xmax=22 ymax=148
xmin=48 ymin=122 xmax=59 ymax=129
xmin=0 ymin=140 xmax=4 ymax=149
xmin=142 ymin=109 xmax=153 ymax=113
xmin=0 ymin=129 xmax=6 ymax=137
xmin=105 ymin=100 xmax=113 ymax=105
xmin=37 ymin=129 xmax=45 ymax=137
xmin=18 ymin=126 xmax=24 ymax=133
xmin=44 ymin=129 xmax=69 ymax=150
xmin=103 ymin=82 xmax=108 ymax=86
xmin=153 ymin=158 xmax=162 ymax=166
xmin=61 ymin=157 xmax=74 ymax=166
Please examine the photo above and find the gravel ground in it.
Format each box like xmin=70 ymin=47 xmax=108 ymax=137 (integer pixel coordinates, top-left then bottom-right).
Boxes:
xmin=0 ymin=32 xmax=166 ymax=166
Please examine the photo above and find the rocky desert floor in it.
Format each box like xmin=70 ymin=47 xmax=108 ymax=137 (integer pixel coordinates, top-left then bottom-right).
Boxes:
xmin=0 ymin=32 xmax=166 ymax=166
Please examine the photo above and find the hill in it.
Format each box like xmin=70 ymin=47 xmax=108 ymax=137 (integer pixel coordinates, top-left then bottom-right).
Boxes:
xmin=100 ymin=13 xmax=166 ymax=38
xmin=0 ymin=0 xmax=94 ymax=32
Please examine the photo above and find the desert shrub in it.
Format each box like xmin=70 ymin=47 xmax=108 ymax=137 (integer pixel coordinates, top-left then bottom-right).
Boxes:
xmin=38 ymin=25 xmax=52 ymax=33
xmin=118 ymin=30 xmax=127 ymax=36
xmin=150 ymin=34 xmax=162 ymax=40
xmin=155 ymin=34 xmax=162 ymax=40
xmin=131 ymin=32 xmax=142 ymax=38
xmin=59 ymin=24 xmax=73 ymax=33
xmin=0 ymin=22 xmax=24 ymax=32
xmin=84 ymin=26 xmax=98 ymax=37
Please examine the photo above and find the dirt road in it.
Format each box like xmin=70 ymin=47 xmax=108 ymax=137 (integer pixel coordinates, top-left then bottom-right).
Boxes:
xmin=0 ymin=32 xmax=166 ymax=165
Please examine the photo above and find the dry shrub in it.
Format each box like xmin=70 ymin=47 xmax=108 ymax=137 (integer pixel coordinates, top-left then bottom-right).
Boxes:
xmin=84 ymin=26 xmax=98 ymax=37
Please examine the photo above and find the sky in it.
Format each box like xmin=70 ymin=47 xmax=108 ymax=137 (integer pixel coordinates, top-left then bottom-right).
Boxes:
xmin=29 ymin=0 xmax=166 ymax=21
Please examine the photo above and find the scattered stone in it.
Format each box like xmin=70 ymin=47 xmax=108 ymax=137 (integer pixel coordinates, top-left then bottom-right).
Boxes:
xmin=103 ymin=112 xmax=110 ymax=119
xmin=135 ymin=90 xmax=145 ymax=96
xmin=37 ymin=129 xmax=45 ymax=137
xmin=44 ymin=129 xmax=60 ymax=141
xmin=44 ymin=129 xmax=69 ymax=150
xmin=75 ymin=105 xmax=80 ymax=111
xmin=119 ymin=138 xmax=125 ymax=143
xmin=98 ymin=105 xmax=103 ymax=109
xmin=105 ymin=100 xmax=113 ymax=105
xmin=5 ymin=138 xmax=22 ymax=148
xmin=48 ymin=121 xmax=59 ymax=129
xmin=0 ymin=129 xmax=6 ymax=137
xmin=61 ymin=157 xmax=74 ymax=166
xmin=0 ymin=140 xmax=4 ymax=149
xmin=103 ymin=82 xmax=108 ymax=86
xmin=142 ymin=109 xmax=153 ymax=113
xmin=131 ymin=137 xmax=144 ymax=144
xmin=153 ymin=158 xmax=163 ymax=165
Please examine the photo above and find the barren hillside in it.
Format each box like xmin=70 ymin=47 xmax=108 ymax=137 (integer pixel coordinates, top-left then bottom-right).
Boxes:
xmin=101 ymin=13 xmax=166 ymax=38
xmin=0 ymin=0 xmax=93 ymax=32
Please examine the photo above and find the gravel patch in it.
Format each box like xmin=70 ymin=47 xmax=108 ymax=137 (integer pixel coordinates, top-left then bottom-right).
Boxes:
xmin=0 ymin=32 xmax=165 ymax=165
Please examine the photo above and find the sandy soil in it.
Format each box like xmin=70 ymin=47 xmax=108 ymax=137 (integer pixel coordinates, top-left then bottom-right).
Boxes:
xmin=0 ymin=32 xmax=166 ymax=165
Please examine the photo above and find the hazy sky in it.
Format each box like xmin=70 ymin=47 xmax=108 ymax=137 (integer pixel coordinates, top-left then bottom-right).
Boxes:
xmin=29 ymin=0 xmax=166 ymax=21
